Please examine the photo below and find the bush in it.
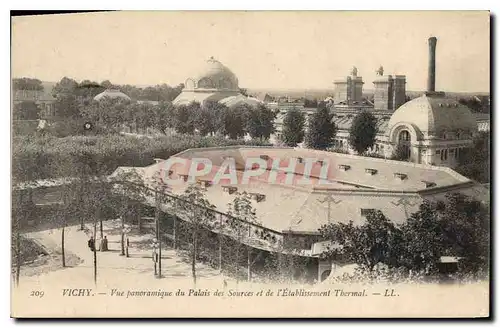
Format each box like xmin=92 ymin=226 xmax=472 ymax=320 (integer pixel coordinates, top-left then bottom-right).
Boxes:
xmin=12 ymin=134 xmax=272 ymax=182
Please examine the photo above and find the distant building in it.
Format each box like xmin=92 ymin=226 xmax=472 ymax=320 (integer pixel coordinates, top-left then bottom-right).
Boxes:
xmin=274 ymin=37 xmax=485 ymax=170
xmin=173 ymin=57 xmax=262 ymax=108
xmin=94 ymin=89 xmax=131 ymax=101
xmin=13 ymin=81 xmax=57 ymax=119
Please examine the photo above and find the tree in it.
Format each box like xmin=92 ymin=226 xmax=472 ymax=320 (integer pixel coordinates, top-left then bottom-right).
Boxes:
xmin=399 ymin=194 xmax=489 ymax=274
xmin=281 ymin=107 xmax=306 ymax=147
xmin=174 ymin=103 xmax=197 ymax=135
xmin=153 ymin=101 xmax=175 ymax=133
xmin=348 ymin=110 xmax=378 ymax=155
xmin=319 ymin=193 xmax=489 ymax=279
xmin=222 ymin=105 xmax=247 ymax=139
xmin=13 ymin=101 xmax=40 ymax=120
xmin=390 ymin=144 xmax=410 ymax=161
xmin=110 ymin=168 xmax=148 ymax=257
xmin=100 ymin=80 xmax=114 ymax=89
xmin=176 ymin=184 xmax=216 ymax=286
xmin=12 ymin=78 xmax=43 ymax=91
xmin=80 ymin=98 xmax=130 ymax=132
xmin=52 ymin=77 xmax=81 ymax=119
xmin=305 ymin=102 xmax=336 ymax=150
xmin=319 ymin=210 xmax=400 ymax=271
xmin=194 ymin=101 xmax=220 ymax=136
xmin=246 ymin=104 xmax=276 ymax=140
xmin=226 ymin=192 xmax=259 ymax=282
xmin=456 ymin=131 xmax=490 ymax=183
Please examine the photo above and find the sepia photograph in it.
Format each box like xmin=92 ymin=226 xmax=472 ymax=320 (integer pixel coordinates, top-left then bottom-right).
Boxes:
xmin=10 ymin=10 xmax=490 ymax=318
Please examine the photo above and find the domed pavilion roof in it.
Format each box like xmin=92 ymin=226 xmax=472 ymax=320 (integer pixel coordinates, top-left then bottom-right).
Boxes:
xmin=184 ymin=57 xmax=239 ymax=91
xmin=94 ymin=89 xmax=131 ymax=101
xmin=387 ymin=93 xmax=477 ymax=137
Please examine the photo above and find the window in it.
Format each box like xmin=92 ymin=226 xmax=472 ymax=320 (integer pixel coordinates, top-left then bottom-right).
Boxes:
xmin=399 ymin=130 xmax=411 ymax=142
xmin=365 ymin=168 xmax=378 ymax=175
xmin=440 ymin=149 xmax=448 ymax=161
xmin=422 ymin=180 xmax=436 ymax=188
xmin=338 ymin=164 xmax=351 ymax=171
xmin=360 ymin=209 xmax=376 ymax=217
xmin=394 ymin=173 xmax=408 ymax=180
xmin=436 ymin=150 xmax=440 ymax=155
xmin=222 ymin=185 xmax=238 ymax=194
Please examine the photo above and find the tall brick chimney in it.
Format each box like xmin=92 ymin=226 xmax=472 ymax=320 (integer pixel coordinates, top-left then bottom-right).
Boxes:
xmin=427 ymin=37 xmax=437 ymax=92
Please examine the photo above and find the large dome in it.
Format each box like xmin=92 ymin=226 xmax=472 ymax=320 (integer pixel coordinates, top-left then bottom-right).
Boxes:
xmin=386 ymin=93 xmax=477 ymax=139
xmin=184 ymin=57 xmax=239 ymax=91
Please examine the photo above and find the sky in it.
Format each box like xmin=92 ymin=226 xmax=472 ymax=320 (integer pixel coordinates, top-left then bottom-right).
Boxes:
xmin=11 ymin=11 xmax=490 ymax=92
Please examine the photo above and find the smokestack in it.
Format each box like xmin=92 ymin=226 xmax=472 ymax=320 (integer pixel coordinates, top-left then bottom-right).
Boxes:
xmin=427 ymin=37 xmax=437 ymax=92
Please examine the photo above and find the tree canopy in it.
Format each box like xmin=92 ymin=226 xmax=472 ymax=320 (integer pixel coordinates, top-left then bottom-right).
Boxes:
xmin=348 ymin=110 xmax=378 ymax=155
xmin=281 ymin=107 xmax=306 ymax=147
xmin=319 ymin=193 xmax=489 ymax=277
xmin=305 ymin=102 xmax=336 ymax=150
xmin=456 ymin=131 xmax=490 ymax=183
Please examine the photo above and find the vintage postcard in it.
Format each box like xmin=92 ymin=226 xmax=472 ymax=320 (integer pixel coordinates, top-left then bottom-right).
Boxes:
xmin=10 ymin=11 xmax=490 ymax=318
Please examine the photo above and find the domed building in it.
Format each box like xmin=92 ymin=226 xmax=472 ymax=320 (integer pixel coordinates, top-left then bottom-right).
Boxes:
xmin=385 ymin=92 xmax=477 ymax=166
xmin=173 ymin=57 xmax=262 ymax=107
xmin=94 ymin=88 xmax=131 ymax=101
xmin=325 ymin=37 xmax=479 ymax=169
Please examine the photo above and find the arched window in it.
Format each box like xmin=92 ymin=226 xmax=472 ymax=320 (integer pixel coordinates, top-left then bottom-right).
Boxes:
xmin=398 ymin=130 xmax=411 ymax=160
xmin=399 ymin=130 xmax=411 ymax=142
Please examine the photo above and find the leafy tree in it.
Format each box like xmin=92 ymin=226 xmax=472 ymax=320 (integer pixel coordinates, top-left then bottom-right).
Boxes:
xmin=319 ymin=210 xmax=400 ymax=271
xmin=100 ymin=80 xmax=114 ymax=89
xmin=319 ymin=193 xmax=489 ymax=278
xmin=281 ymin=107 xmax=305 ymax=146
xmin=390 ymin=144 xmax=411 ymax=161
xmin=222 ymin=105 xmax=247 ymax=139
xmin=12 ymin=78 xmax=44 ymax=91
xmin=176 ymin=184 xmax=216 ymax=286
xmin=13 ymin=101 xmax=40 ymax=120
xmin=80 ymin=98 xmax=130 ymax=132
xmin=400 ymin=194 xmax=489 ymax=274
xmin=76 ymin=81 xmax=105 ymax=101
xmin=194 ymin=101 xmax=223 ymax=136
xmin=456 ymin=131 xmax=490 ymax=183
xmin=305 ymin=102 xmax=336 ymax=150
xmin=246 ymin=104 xmax=276 ymax=140
xmin=110 ymin=168 xmax=148 ymax=256
xmin=304 ymin=98 xmax=318 ymax=108
xmin=52 ymin=77 xmax=81 ymax=119
xmin=153 ymin=101 xmax=175 ymax=133
xmin=174 ymin=103 xmax=197 ymax=135
xmin=226 ymin=192 xmax=259 ymax=282
xmin=348 ymin=110 xmax=378 ymax=155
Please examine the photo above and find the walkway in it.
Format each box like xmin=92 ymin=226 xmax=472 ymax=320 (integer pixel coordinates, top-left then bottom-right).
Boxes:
xmin=20 ymin=219 xmax=227 ymax=290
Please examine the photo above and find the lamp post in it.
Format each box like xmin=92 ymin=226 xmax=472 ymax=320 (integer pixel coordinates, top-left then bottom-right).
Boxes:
xmin=152 ymin=238 xmax=159 ymax=277
xmin=123 ymin=224 xmax=131 ymax=257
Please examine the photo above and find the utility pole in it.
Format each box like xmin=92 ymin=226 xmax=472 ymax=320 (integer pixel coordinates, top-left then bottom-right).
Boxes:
xmin=155 ymin=190 xmax=162 ymax=278
xmin=93 ymin=211 xmax=98 ymax=285
xmin=318 ymin=193 xmax=342 ymax=223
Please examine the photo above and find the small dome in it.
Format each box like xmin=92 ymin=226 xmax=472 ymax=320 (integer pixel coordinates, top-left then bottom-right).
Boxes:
xmin=94 ymin=89 xmax=131 ymax=101
xmin=185 ymin=57 xmax=239 ymax=91
xmin=387 ymin=93 xmax=477 ymax=137
xmin=219 ymin=94 xmax=263 ymax=108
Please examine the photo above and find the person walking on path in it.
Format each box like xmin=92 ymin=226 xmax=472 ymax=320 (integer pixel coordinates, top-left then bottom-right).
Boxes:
xmin=88 ymin=236 xmax=95 ymax=252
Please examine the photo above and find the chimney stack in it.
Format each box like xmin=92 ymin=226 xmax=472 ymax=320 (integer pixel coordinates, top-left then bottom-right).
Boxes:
xmin=427 ymin=37 xmax=437 ymax=93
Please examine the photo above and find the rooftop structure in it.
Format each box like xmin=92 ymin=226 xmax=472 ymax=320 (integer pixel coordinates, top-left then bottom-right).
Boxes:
xmin=173 ymin=57 xmax=261 ymax=108
xmin=93 ymin=88 xmax=132 ymax=101
xmin=117 ymin=146 xmax=487 ymax=239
